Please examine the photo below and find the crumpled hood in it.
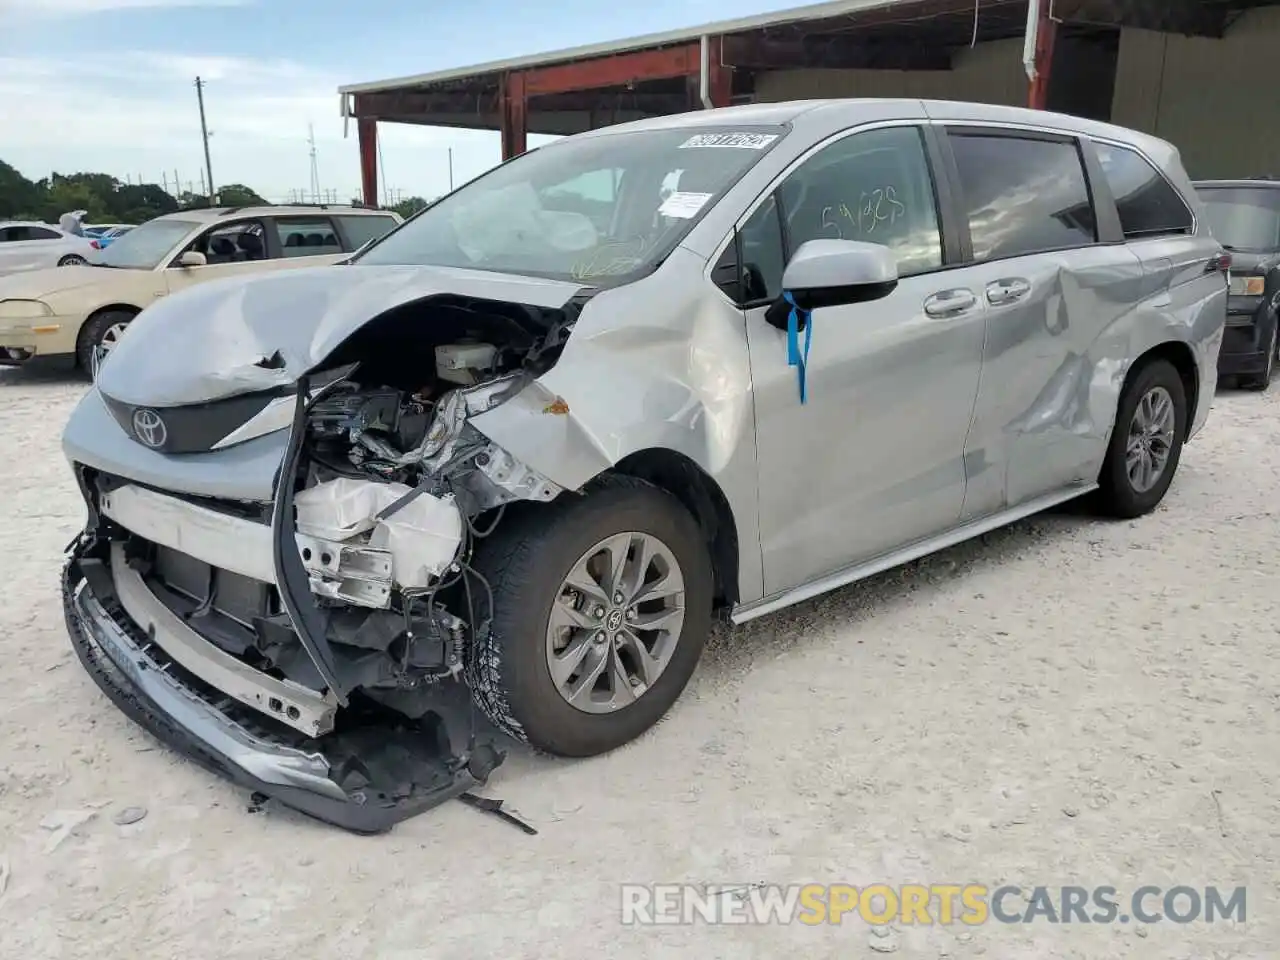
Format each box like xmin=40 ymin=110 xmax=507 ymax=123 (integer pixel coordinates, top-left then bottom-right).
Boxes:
xmin=0 ymin=265 xmax=122 ymax=299
xmin=96 ymin=263 xmax=586 ymax=406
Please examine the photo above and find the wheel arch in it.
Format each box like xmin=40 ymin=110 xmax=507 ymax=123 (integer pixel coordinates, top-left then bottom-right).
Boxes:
xmin=75 ymin=303 xmax=142 ymax=357
xmin=1128 ymin=340 xmax=1199 ymax=439
xmin=610 ymin=448 xmax=740 ymax=610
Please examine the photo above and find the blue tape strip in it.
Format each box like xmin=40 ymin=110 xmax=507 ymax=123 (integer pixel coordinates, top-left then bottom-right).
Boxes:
xmin=783 ymin=290 xmax=813 ymax=404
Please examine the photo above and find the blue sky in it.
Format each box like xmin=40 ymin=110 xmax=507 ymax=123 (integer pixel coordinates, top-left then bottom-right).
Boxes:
xmin=1 ymin=0 xmax=801 ymax=201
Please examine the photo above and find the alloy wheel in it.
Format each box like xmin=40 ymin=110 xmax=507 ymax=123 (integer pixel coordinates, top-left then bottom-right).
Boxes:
xmin=1125 ymin=385 xmax=1176 ymax=494
xmin=544 ymin=531 xmax=686 ymax=714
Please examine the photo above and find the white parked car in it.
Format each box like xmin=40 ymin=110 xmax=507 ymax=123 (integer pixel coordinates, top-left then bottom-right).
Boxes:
xmin=0 ymin=221 xmax=96 ymax=277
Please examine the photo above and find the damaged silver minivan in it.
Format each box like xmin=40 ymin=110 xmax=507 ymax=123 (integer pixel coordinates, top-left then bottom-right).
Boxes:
xmin=61 ymin=99 xmax=1226 ymax=832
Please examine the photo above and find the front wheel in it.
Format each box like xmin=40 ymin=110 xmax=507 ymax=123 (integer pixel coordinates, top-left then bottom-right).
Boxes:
xmin=468 ymin=476 xmax=713 ymax=757
xmin=58 ymin=254 xmax=88 ymax=267
xmin=1093 ymin=358 xmax=1187 ymax=519
xmin=77 ymin=309 xmax=135 ymax=376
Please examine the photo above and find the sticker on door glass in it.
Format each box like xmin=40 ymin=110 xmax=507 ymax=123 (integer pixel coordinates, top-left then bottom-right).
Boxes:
xmin=678 ymin=132 xmax=779 ymax=150
xmin=659 ymin=191 xmax=713 ymax=219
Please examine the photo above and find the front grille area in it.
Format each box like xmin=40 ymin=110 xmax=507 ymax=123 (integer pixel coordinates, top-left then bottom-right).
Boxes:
xmin=74 ymin=552 xmax=313 ymax=749
xmin=151 ymin=545 xmax=279 ymax=655
xmin=99 ymin=389 xmax=279 ymax=455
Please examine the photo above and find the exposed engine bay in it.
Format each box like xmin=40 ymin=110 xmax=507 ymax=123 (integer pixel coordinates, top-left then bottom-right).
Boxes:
xmin=63 ymin=292 xmax=587 ymax=832
xmin=271 ymin=296 xmax=577 ymax=715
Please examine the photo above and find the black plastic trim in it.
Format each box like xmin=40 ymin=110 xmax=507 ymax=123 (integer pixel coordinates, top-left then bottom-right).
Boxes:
xmin=61 ymin=545 xmax=490 ymax=834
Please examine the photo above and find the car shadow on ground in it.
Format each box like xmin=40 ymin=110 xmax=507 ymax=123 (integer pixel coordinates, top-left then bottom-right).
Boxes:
xmin=703 ymin=504 xmax=1097 ymax=672
xmin=0 ymin=360 xmax=83 ymax=387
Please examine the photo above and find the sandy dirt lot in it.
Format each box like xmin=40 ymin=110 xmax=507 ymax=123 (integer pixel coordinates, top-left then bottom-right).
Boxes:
xmin=0 ymin=364 xmax=1274 ymax=960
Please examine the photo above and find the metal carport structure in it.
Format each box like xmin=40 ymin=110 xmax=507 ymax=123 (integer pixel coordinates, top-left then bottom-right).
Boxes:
xmin=339 ymin=0 xmax=1278 ymax=206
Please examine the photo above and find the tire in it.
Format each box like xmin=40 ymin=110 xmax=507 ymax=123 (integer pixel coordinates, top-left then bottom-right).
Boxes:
xmin=58 ymin=254 xmax=88 ymax=267
xmin=1093 ymin=358 xmax=1188 ymax=519
xmin=467 ymin=476 xmax=713 ymax=757
xmin=1239 ymin=319 xmax=1277 ymax=392
xmin=76 ymin=309 xmax=136 ymax=375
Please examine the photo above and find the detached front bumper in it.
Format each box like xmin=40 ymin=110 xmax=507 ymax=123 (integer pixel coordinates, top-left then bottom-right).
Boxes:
xmin=62 ymin=539 xmax=488 ymax=834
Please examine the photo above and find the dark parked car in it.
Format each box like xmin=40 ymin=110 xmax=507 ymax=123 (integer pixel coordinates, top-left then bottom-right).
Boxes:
xmin=1195 ymin=179 xmax=1280 ymax=390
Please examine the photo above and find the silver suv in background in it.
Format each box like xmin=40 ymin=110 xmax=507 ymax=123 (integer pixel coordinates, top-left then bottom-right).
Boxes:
xmin=61 ymin=99 xmax=1226 ymax=832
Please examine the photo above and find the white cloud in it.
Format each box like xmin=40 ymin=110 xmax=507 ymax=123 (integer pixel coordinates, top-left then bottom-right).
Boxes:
xmin=0 ymin=52 xmax=539 ymax=203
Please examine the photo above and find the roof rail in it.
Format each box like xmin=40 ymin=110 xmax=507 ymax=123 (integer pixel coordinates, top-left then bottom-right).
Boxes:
xmin=216 ymin=202 xmax=370 ymax=217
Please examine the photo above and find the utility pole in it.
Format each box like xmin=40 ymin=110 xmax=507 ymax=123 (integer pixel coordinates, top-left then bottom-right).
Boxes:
xmin=377 ymin=139 xmax=389 ymax=208
xmin=307 ymin=123 xmax=321 ymax=203
xmin=195 ymin=77 xmax=215 ymax=205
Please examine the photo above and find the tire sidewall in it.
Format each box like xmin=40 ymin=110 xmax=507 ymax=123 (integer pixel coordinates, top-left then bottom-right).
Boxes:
xmin=1262 ymin=321 xmax=1277 ymax=386
xmin=1104 ymin=359 xmax=1187 ymax=516
xmin=473 ymin=482 xmax=713 ymax=757
xmin=77 ymin=310 xmax=133 ymax=374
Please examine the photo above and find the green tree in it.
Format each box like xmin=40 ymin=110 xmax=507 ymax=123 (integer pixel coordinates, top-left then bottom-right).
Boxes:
xmin=0 ymin=158 xmax=265 ymax=225
xmin=389 ymin=196 xmax=429 ymax=218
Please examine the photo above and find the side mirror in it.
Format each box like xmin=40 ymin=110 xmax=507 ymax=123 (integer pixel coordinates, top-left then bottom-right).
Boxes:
xmin=177 ymin=250 xmax=207 ymax=268
xmin=765 ymin=239 xmax=899 ymax=329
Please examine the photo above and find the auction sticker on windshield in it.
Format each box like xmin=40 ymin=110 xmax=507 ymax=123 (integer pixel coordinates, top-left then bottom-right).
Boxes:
xmin=659 ymin=192 xmax=714 ymax=219
xmin=679 ymin=132 xmax=779 ymax=150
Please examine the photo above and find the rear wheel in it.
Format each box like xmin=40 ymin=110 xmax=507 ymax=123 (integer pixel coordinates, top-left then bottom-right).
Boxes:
xmin=1093 ymin=358 xmax=1187 ymax=519
xmin=77 ymin=309 xmax=135 ymax=376
xmin=468 ymin=477 xmax=713 ymax=757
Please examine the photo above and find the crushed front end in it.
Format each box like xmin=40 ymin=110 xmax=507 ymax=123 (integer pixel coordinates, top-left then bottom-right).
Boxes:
xmin=61 ymin=278 xmax=583 ymax=832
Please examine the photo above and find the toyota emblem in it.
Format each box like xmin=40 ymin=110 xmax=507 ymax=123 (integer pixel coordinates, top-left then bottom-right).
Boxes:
xmin=131 ymin=408 xmax=167 ymax=449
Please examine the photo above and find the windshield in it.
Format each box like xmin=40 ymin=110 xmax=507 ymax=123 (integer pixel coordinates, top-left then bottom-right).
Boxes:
xmin=1197 ymin=187 xmax=1280 ymax=253
xmin=357 ymin=125 xmax=788 ymax=283
xmin=96 ymin=219 xmax=198 ymax=269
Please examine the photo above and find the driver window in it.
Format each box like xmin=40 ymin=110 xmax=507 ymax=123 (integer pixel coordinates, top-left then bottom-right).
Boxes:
xmin=779 ymin=126 xmax=943 ymax=277
xmin=184 ymin=219 xmax=268 ymax=266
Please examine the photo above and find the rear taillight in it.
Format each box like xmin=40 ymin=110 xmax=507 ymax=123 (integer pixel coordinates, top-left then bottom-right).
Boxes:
xmin=1207 ymin=251 xmax=1232 ymax=274
xmin=90 ymin=240 xmax=101 ymax=250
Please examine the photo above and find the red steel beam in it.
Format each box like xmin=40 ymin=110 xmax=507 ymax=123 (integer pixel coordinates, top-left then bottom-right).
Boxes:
xmin=1027 ymin=0 xmax=1058 ymax=110
xmin=521 ymin=43 xmax=700 ymax=97
xmin=500 ymin=72 xmax=528 ymax=160
xmin=707 ymin=36 xmax=732 ymax=108
xmin=357 ymin=116 xmax=378 ymax=206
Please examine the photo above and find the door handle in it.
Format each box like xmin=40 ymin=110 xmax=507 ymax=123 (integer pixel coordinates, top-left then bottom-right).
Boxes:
xmin=924 ymin=288 xmax=978 ymax=318
xmin=986 ymin=278 xmax=1031 ymax=305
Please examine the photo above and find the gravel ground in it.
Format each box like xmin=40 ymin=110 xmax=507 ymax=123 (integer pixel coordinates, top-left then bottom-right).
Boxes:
xmin=0 ymin=364 xmax=1275 ymax=960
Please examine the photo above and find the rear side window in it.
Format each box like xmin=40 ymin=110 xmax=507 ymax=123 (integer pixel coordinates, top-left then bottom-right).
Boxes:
xmin=1093 ymin=143 xmax=1192 ymax=239
xmin=338 ymin=215 xmax=400 ymax=250
xmin=0 ymin=226 xmax=52 ymax=242
xmin=948 ymin=132 xmax=1097 ymax=262
xmin=274 ymin=218 xmax=342 ymax=258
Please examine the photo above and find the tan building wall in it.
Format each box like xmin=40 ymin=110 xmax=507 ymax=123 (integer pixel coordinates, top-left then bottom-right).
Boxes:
xmin=1111 ymin=7 xmax=1280 ymax=178
xmin=751 ymin=7 xmax=1280 ymax=180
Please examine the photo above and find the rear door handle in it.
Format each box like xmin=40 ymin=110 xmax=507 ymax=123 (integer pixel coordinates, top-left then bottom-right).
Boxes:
xmin=986 ymin=278 xmax=1031 ymax=305
xmin=924 ymin=288 xmax=978 ymax=318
